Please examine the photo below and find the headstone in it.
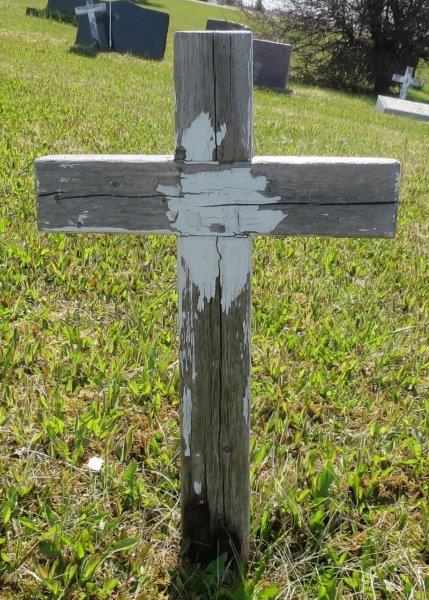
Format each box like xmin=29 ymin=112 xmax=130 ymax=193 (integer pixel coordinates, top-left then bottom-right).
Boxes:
xmin=110 ymin=1 xmax=169 ymax=60
xmin=206 ymin=19 xmax=292 ymax=92
xmin=75 ymin=7 xmax=109 ymax=49
xmin=376 ymin=95 xmax=429 ymax=122
xmin=206 ymin=18 xmax=249 ymax=31
xmin=35 ymin=31 xmax=400 ymax=565
xmin=392 ymin=66 xmax=423 ymax=100
xmin=46 ymin=0 xmax=82 ymax=16
xmin=253 ymin=39 xmax=292 ymax=92
xmin=75 ymin=0 xmax=107 ymax=48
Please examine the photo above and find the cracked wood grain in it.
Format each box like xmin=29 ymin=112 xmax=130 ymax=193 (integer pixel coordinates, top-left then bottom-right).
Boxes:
xmin=36 ymin=157 xmax=399 ymax=237
xmin=175 ymin=31 xmax=252 ymax=563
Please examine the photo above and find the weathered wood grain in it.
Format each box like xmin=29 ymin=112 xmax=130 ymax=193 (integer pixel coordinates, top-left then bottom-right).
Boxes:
xmin=213 ymin=31 xmax=252 ymax=161
xmin=178 ymin=236 xmax=251 ymax=562
xmin=36 ymin=156 xmax=400 ymax=237
xmin=174 ymin=32 xmax=215 ymax=161
xmin=174 ymin=31 xmax=253 ymax=162
xmin=175 ymin=31 xmax=252 ymax=564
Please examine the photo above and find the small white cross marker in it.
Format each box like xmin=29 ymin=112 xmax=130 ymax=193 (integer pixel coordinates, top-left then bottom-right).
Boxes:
xmin=392 ymin=66 xmax=422 ymax=100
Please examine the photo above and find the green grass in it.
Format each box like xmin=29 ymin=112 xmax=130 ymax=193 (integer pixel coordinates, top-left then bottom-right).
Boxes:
xmin=1 ymin=0 xmax=428 ymax=598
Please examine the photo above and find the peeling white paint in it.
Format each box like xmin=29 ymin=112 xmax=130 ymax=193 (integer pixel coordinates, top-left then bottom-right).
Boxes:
xmin=157 ymin=167 xmax=285 ymax=236
xmin=179 ymin=237 xmax=253 ymax=314
xmin=179 ymin=237 xmax=219 ymax=311
xmin=218 ymin=237 xmax=251 ymax=314
xmin=179 ymin=112 xmax=228 ymax=162
xmin=182 ymin=387 xmax=192 ymax=457
xmin=180 ymin=112 xmax=215 ymax=161
xmin=194 ymin=481 xmax=202 ymax=495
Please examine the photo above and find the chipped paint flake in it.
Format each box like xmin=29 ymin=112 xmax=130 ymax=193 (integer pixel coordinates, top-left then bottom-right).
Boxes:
xmin=194 ymin=481 xmax=202 ymax=495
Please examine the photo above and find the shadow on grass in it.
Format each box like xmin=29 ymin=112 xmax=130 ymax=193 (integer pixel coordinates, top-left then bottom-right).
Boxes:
xmin=166 ymin=553 xmax=251 ymax=600
xmin=69 ymin=45 xmax=100 ymax=58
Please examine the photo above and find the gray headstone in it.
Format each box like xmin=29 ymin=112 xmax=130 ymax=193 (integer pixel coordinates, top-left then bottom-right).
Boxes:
xmin=110 ymin=1 xmax=169 ymax=60
xmin=206 ymin=18 xmax=249 ymax=31
xmin=375 ymin=96 xmax=429 ymax=122
xmin=253 ymin=39 xmax=292 ymax=92
xmin=75 ymin=5 xmax=109 ymax=49
xmin=46 ymin=0 xmax=83 ymax=16
xmin=206 ymin=19 xmax=292 ymax=92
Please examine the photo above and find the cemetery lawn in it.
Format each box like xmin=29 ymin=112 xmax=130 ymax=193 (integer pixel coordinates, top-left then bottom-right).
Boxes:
xmin=1 ymin=0 xmax=428 ymax=598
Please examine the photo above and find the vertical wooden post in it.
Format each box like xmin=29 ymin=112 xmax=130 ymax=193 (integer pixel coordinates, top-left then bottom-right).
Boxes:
xmin=174 ymin=31 xmax=253 ymax=563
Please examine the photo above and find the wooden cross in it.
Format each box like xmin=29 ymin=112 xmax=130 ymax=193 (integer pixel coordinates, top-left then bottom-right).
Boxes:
xmin=35 ymin=31 xmax=400 ymax=564
xmin=392 ymin=66 xmax=422 ymax=100
xmin=75 ymin=0 xmax=106 ymax=47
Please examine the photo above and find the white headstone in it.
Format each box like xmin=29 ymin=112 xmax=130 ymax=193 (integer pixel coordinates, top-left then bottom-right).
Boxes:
xmin=376 ymin=95 xmax=429 ymax=122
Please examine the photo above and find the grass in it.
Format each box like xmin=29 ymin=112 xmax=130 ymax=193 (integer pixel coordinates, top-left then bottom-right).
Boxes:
xmin=0 ymin=0 xmax=428 ymax=597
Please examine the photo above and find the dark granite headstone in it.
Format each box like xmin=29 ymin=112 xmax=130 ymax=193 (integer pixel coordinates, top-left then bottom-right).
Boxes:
xmin=206 ymin=18 xmax=249 ymax=31
xmin=206 ymin=19 xmax=293 ymax=93
xmin=253 ymin=39 xmax=292 ymax=92
xmin=75 ymin=5 xmax=109 ymax=49
xmin=46 ymin=0 xmax=83 ymax=16
xmin=110 ymin=1 xmax=169 ymax=59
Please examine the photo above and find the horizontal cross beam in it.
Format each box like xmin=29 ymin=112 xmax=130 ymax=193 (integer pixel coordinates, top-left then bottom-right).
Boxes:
xmin=75 ymin=2 xmax=106 ymax=15
xmin=392 ymin=73 xmax=422 ymax=86
xmin=36 ymin=155 xmax=399 ymax=238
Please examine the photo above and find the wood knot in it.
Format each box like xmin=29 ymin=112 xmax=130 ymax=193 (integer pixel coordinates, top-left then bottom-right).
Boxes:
xmin=175 ymin=145 xmax=186 ymax=161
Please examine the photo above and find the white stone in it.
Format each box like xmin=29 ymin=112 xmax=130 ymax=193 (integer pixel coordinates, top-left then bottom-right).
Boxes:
xmin=375 ymin=96 xmax=429 ymax=122
xmin=87 ymin=456 xmax=104 ymax=472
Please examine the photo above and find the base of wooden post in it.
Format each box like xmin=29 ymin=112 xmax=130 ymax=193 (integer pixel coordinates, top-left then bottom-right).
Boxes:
xmin=179 ymin=236 xmax=251 ymax=565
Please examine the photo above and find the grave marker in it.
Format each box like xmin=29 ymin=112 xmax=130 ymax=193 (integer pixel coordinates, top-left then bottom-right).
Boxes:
xmin=35 ymin=31 xmax=400 ymax=563
xmin=392 ymin=66 xmax=422 ymax=99
xmin=206 ymin=19 xmax=292 ymax=92
xmin=110 ymin=1 xmax=169 ymax=60
xmin=206 ymin=18 xmax=249 ymax=31
xmin=75 ymin=0 xmax=107 ymax=47
xmin=376 ymin=95 xmax=429 ymax=122
xmin=253 ymin=38 xmax=292 ymax=92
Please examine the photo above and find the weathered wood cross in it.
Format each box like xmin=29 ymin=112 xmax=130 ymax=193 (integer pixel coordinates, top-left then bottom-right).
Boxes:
xmin=392 ymin=66 xmax=422 ymax=100
xmin=35 ymin=32 xmax=400 ymax=563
